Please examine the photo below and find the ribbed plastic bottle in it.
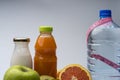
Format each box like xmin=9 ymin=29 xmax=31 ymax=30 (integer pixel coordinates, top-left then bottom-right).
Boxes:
xmin=87 ymin=10 xmax=120 ymax=80
xmin=34 ymin=26 xmax=57 ymax=78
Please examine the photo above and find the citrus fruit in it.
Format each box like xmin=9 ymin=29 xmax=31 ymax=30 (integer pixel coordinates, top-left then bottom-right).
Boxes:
xmin=57 ymin=69 xmax=62 ymax=78
xmin=58 ymin=64 xmax=92 ymax=80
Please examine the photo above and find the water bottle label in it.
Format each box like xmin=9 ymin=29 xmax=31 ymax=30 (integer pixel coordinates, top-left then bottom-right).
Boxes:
xmin=90 ymin=54 xmax=120 ymax=70
xmin=86 ymin=18 xmax=112 ymax=43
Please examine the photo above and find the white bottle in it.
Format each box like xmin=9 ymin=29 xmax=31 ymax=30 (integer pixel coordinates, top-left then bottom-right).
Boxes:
xmin=10 ymin=38 xmax=32 ymax=68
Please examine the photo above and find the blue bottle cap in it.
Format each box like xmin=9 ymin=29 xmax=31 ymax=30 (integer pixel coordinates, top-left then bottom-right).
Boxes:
xmin=99 ymin=10 xmax=111 ymax=18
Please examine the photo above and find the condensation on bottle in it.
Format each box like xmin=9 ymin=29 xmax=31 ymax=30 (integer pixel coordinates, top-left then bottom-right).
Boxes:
xmin=87 ymin=10 xmax=120 ymax=80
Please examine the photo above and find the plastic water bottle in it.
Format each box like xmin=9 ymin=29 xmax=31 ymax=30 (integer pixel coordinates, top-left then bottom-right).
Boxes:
xmin=87 ymin=10 xmax=120 ymax=80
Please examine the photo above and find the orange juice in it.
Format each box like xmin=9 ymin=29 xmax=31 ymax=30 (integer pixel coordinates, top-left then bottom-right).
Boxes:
xmin=34 ymin=26 xmax=57 ymax=78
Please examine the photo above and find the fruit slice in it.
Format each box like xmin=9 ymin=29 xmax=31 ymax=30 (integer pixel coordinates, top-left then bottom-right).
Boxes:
xmin=58 ymin=64 xmax=92 ymax=80
xmin=40 ymin=75 xmax=57 ymax=80
xmin=57 ymin=69 xmax=62 ymax=79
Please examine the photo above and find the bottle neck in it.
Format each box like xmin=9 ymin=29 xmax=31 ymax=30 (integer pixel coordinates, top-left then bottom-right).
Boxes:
xmin=14 ymin=42 xmax=29 ymax=48
xmin=40 ymin=31 xmax=52 ymax=34
xmin=40 ymin=32 xmax=52 ymax=36
xmin=100 ymin=16 xmax=112 ymax=19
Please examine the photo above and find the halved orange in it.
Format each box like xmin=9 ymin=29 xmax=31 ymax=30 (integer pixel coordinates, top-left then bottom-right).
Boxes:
xmin=57 ymin=69 xmax=62 ymax=78
xmin=58 ymin=64 xmax=92 ymax=80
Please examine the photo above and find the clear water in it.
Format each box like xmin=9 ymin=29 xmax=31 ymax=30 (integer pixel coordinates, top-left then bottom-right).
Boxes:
xmin=87 ymin=21 xmax=120 ymax=80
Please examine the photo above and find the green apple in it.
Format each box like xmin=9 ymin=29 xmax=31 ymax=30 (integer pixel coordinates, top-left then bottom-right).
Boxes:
xmin=40 ymin=75 xmax=59 ymax=80
xmin=3 ymin=65 xmax=40 ymax=80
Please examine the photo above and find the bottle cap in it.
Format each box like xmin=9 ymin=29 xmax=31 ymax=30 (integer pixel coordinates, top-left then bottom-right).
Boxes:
xmin=13 ymin=38 xmax=30 ymax=42
xmin=99 ymin=10 xmax=111 ymax=18
xmin=39 ymin=26 xmax=53 ymax=32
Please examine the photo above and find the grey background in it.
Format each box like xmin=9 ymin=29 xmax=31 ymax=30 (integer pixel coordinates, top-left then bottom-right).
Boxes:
xmin=0 ymin=0 xmax=120 ymax=79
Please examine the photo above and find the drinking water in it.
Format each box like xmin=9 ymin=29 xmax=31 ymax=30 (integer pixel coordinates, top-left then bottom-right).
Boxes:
xmin=87 ymin=10 xmax=120 ymax=80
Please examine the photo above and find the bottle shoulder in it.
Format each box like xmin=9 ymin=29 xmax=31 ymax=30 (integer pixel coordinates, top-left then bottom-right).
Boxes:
xmin=91 ymin=21 xmax=120 ymax=33
xmin=89 ymin=21 xmax=120 ymax=41
xmin=35 ymin=34 xmax=57 ymax=49
xmin=97 ymin=21 xmax=120 ymax=29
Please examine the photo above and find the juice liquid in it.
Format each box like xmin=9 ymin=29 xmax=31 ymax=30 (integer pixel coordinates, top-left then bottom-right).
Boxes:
xmin=34 ymin=27 xmax=57 ymax=78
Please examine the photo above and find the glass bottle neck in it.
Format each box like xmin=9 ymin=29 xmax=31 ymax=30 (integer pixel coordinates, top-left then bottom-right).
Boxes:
xmin=14 ymin=42 xmax=29 ymax=48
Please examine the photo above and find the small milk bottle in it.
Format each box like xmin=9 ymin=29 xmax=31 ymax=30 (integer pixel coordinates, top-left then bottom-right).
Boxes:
xmin=34 ymin=26 xmax=57 ymax=78
xmin=10 ymin=38 xmax=32 ymax=68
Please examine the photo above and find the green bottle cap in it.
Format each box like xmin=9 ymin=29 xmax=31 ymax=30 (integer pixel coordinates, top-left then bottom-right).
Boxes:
xmin=39 ymin=26 xmax=53 ymax=32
